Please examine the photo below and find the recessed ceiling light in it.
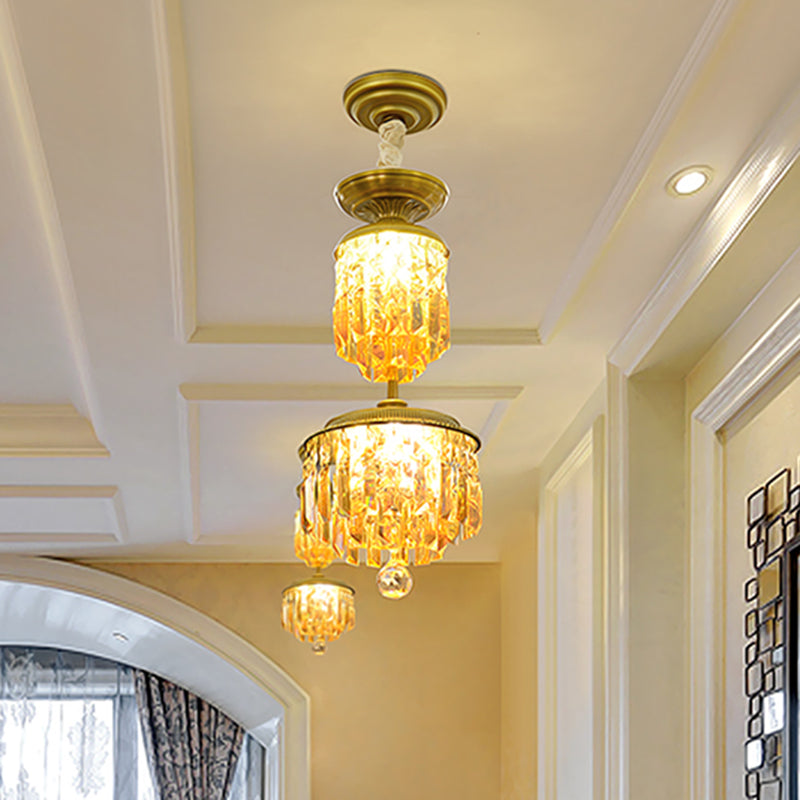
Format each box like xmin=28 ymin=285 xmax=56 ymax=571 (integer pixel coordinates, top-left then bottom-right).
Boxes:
xmin=112 ymin=631 xmax=128 ymax=643
xmin=666 ymin=165 xmax=713 ymax=197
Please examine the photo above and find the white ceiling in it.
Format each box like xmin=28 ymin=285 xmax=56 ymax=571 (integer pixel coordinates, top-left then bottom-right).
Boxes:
xmin=2 ymin=0 xmax=800 ymax=560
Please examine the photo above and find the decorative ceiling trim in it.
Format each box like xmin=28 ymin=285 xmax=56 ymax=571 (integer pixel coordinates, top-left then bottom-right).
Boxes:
xmin=0 ymin=404 xmax=108 ymax=458
xmin=539 ymin=0 xmax=742 ymax=342
xmin=0 ymin=485 xmax=126 ymax=545
xmin=693 ymin=295 xmax=800 ymax=431
xmin=177 ymin=383 xmax=522 ymax=544
xmin=179 ymin=382 xmax=524 ymax=403
xmin=0 ymin=0 xmax=106 ymax=438
xmin=150 ymin=3 xmax=541 ymax=350
xmin=189 ymin=324 xmax=541 ymax=346
xmin=610 ymin=77 xmax=800 ymax=375
xmin=150 ymin=0 xmax=196 ymax=342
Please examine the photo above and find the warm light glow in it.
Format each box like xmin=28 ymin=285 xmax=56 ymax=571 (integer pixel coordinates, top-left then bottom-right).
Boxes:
xmin=667 ymin=166 xmax=712 ymax=196
xmin=333 ymin=224 xmax=450 ymax=383
xmin=295 ymin=419 xmax=482 ymax=570
xmin=281 ymin=577 xmax=355 ymax=654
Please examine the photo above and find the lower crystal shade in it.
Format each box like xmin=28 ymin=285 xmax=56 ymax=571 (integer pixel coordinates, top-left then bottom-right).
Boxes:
xmin=281 ymin=580 xmax=355 ymax=654
xmin=295 ymin=421 xmax=482 ymax=568
xmin=333 ymin=227 xmax=450 ymax=383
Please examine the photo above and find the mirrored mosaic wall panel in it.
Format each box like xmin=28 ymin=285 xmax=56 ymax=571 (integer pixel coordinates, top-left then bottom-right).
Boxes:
xmin=744 ymin=467 xmax=800 ymax=800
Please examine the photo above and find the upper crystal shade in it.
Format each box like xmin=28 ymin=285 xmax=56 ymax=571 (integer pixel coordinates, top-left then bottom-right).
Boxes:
xmin=333 ymin=224 xmax=450 ymax=383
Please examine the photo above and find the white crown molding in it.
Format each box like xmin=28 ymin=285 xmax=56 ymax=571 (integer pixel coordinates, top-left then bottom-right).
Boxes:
xmin=0 ymin=556 xmax=310 ymax=800
xmin=149 ymin=3 xmax=542 ymax=350
xmin=610 ymin=77 xmax=800 ymax=375
xmin=189 ymin=324 xmax=541 ymax=346
xmin=0 ymin=485 xmax=126 ymax=545
xmin=0 ymin=0 xmax=105 ymax=438
xmin=179 ymin=382 xmax=524 ymax=403
xmin=150 ymin=0 xmax=197 ymax=343
xmin=539 ymin=0 xmax=742 ymax=342
xmin=544 ymin=426 xmax=593 ymax=492
xmin=0 ymin=404 xmax=108 ymax=458
xmin=604 ymin=366 xmax=629 ymax=800
xmin=694 ymin=296 xmax=800 ymax=430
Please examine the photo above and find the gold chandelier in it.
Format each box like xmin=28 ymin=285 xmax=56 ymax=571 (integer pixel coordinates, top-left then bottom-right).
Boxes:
xmin=290 ymin=71 xmax=483 ymax=602
xmin=281 ymin=571 xmax=355 ymax=654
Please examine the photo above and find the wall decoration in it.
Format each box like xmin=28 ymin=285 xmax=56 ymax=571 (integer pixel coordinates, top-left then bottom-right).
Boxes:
xmin=744 ymin=467 xmax=800 ymax=799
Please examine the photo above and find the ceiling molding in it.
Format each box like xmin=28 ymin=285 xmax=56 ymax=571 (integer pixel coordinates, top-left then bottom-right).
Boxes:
xmin=0 ymin=404 xmax=108 ymax=458
xmin=0 ymin=0 xmax=105 ymax=436
xmin=538 ymin=0 xmax=741 ymax=343
xmin=610 ymin=76 xmax=800 ymax=375
xmin=151 ymin=0 xmax=196 ymax=342
xmin=693 ymin=296 xmax=800 ymax=431
xmin=0 ymin=485 xmax=126 ymax=545
xmin=150 ymin=3 xmax=542 ymax=351
xmin=179 ymin=382 xmax=524 ymax=402
xmin=189 ymin=324 xmax=541 ymax=346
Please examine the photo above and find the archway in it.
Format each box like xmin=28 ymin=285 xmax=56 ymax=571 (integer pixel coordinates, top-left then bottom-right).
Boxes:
xmin=0 ymin=556 xmax=310 ymax=800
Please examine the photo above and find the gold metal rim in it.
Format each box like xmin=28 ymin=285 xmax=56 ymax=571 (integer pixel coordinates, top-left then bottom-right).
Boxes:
xmin=334 ymin=169 xmax=449 ymax=223
xmin=282 ymin=575 xmax=356 ymax=596
xmin=343 ymin=70 xmax=447 ymax=134
xmin=298 ymin=402 xmax=481 ymax=458
xmin=334 ymin=219 xmax=448 ymax=258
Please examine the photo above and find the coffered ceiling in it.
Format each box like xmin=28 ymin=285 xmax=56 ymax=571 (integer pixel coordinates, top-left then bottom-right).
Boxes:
xmin=2 ymin=0 xmax=800 ymax=560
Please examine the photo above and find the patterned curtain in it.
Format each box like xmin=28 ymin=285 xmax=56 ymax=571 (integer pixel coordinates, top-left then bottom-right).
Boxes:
xmin=134 ymin=671 xmax=244 ymax=800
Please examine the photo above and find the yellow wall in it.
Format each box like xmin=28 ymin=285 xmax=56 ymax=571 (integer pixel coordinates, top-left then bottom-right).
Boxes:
xmin=87 ymin=561 xmax=501 ymax=800
xmin=626 ymin=376 xmax=687 ymax=800
xmin=498 ymin=474 xmax=537 ymax=800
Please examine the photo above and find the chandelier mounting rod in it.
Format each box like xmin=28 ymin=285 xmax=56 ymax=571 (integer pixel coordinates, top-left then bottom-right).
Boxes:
xmin=377 ymin=119 xmax=406 ymax=167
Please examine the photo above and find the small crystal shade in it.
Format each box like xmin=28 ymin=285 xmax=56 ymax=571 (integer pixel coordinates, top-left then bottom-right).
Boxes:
xmin=295 ymin=415 xmax=482 ymax=569
xmin=281 ymin=577 xmax=355 ymax=654
xmin=333 ymin=224 xmax=450 ymax=383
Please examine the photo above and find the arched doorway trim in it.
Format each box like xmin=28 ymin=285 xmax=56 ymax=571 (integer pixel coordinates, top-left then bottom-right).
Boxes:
xmin=0 ymin=556 xmax=310 ymax=800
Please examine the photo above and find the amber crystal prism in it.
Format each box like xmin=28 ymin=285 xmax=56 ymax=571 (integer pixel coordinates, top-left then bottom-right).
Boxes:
xmin=333 ymin=222 xmax=450 ymax=383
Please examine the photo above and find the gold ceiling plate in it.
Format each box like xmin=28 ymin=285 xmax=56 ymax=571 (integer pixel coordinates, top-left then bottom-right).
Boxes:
xmin=343 ymin=70 xmax=447 ymax=134
xmin=334 ymin=169 xmax=449 ymax=223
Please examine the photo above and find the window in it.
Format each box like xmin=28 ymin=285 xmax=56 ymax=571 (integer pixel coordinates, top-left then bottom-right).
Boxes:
xmin=0 ymin=647 xmax=267 ymax=799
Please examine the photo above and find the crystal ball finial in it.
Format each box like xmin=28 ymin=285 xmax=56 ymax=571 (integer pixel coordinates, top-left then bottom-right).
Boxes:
xmin=377 ymin=562 xmax=414 ymax=599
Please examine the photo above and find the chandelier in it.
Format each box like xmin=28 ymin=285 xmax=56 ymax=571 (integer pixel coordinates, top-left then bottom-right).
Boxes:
xmin=281 ymin=571 xmax=355 ymax=654
xmin=290 ymin=71 xmax=483 ymax=603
